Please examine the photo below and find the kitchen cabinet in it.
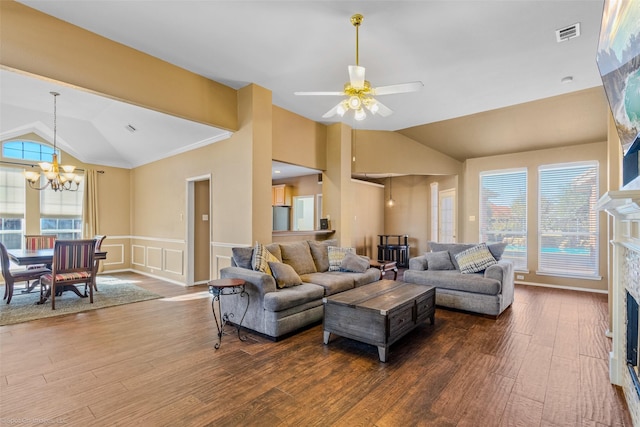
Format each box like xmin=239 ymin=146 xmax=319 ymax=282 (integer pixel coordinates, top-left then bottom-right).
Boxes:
xmin=272 ymin=184 xmax=292 ymax=206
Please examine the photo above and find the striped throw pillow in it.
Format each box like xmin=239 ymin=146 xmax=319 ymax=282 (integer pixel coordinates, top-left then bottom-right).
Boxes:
xmin=327 ymin=246 xmax=355 ymax=271
xmin=454 ymin=243 xmax=497 ymax=274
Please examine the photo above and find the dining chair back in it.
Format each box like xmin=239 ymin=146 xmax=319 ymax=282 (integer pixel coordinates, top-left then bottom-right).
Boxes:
xmin=40 ymin=239 xmax=96 ymax=310
xmin=92 ymin=235 xmax=107 ymax=291
xmin=0 ymin=242 xmax=50 ymax=304
xmin=24 ymin=235 xmax=56 ymax=250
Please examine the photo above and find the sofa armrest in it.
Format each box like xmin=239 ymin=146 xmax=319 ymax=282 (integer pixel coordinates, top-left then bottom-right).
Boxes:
xmin=409 ymin=255 xmax=428 ymax=271
xmin=220 ymin=266 xmax=277 ymax=296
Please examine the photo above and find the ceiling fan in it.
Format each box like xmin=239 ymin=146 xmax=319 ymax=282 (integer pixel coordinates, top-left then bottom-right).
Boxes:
xmin=295 ymin=14 xmax=423 ymax=121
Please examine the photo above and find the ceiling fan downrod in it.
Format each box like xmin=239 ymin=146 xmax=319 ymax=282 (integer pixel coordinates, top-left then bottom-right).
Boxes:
xmin=351 ymin=14 xmax=363 ymax=66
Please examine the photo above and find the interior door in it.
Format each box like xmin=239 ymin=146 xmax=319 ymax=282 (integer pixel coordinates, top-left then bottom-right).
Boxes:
xmin=193 ymin=179 xmax=210 ymax=284
xmin=439 ymin=189 xmax=457 ymax=243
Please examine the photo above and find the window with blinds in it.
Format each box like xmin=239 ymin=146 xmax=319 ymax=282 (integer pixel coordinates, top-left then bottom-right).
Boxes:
xmin=479 ymin=169 xmax=527 ymax=270
xmin=538 ymin=162 xmax=599 ymax=278
xmin=40 ymin=177 xmax=84 ymax=240
xmin=0 ymin=167 xmax=26 ymax=249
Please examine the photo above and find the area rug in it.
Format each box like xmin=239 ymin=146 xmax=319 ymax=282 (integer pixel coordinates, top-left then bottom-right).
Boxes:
xmin=0 ymin=276 xmax=163 ymax=326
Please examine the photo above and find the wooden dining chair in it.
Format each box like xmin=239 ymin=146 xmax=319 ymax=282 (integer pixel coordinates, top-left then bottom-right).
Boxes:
xmin=0 ymin=242 xmax=50 ymax=304
xmin=40 ymin=239 xmax=96 ymax=310
xmin=23 ymin=234 xmax=56 ymax=292
xmin=92 ymin=235 xmax=107 ymax=291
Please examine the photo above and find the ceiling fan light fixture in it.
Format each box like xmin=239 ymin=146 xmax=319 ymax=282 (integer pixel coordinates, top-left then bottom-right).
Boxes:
xmin=354 ymin=108 xmax=366 ymax=121
xmin=348 ymin=95 xmax=361 ymax=109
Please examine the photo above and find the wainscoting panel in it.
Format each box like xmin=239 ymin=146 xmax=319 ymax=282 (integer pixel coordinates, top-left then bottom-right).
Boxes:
xmin=146 ymin=247 xmax=163 ymax=270
xmin=215 ymin=255 xmax=232 ymax=279
xmin=132 ymin=245 xmax=146 ymax=266
xmin=102 ymin=244 xmax=125 ymax=266
xmin=164 ymin=249 xmax=184 ymax=275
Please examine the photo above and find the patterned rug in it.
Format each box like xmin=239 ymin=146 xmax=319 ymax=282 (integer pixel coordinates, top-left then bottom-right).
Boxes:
xmin=0 ymin=276 xmax=163 ymax=326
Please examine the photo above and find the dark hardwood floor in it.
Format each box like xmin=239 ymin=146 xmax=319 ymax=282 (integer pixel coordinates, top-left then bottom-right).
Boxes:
xmin=0 ymin=271 xmax=632 ymax=426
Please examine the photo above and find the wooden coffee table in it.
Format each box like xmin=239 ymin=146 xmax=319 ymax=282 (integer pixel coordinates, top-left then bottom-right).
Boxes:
xmin=323 ymin=280 xmax=435 ymax=362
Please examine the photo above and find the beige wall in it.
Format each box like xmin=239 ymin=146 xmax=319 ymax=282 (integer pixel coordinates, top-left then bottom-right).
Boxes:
xmin=351 ymin=179 xmax=384 ymax=258
xmin=463 ymin=141 xmax=609 ymax=291
xmin=273 ymin=106 xmax=327 ymax=171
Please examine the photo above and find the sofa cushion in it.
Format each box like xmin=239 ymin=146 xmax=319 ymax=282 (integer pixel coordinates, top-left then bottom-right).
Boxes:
xmin=425 ymin=251 xmax=455 ymax=270
xmin=340 ymin=252 xmax=370 ymax=273
xmin=232 ymin=246 xmax=253 ymax=269
xmin=429 ymin=242 xmax=475 ymax=270
xmin=265 ymin=243 xmax=282 ymax=262
xmin=269 ymin=261 xmax=302 ymax=288
xmin=262 ymin=283 xmax=325 ymax=312
xmin=252 ymin=243 xmax=280 ymax=276
xmin=328 ymin=246 xmax=355 ymax=271
xmin=488 ymin=242 xmax=508 ymax=261
xmin=403 ymin=269 xmax=502 ymax=296
xmin=279 ymin=241 xmax=317 ymax=275
xmin=455 ymin=243 xmax=498 ymax=274
xmin=307 ymin=239 xmax=337 ymax=272
xmin=299 ymin=272 xmax=355 ymax=296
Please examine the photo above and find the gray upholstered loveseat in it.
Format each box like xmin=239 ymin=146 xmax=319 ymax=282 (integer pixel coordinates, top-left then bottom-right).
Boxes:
xmin=219 ymin=240 xmax=380 ymax=339
xmin=403 ymin=242 xmax=514 ymax=317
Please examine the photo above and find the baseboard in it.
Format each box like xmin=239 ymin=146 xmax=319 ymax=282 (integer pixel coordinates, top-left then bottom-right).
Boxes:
xmin=515 ymin=280 xmax=608 ymax=294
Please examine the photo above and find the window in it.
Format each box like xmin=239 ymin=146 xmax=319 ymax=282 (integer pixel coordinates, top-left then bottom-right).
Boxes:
xmin=479 ymin=169 xmax=527 ymax=270
xmin=2 ymin=140 xmax=56 ymax=162
xmin=0 ymin=167 xmax=25 ymax=249
xmin=40 ymin=177 xmax=84 ymax=240
xmin=538 ymin=162 xmax=599 ymax=278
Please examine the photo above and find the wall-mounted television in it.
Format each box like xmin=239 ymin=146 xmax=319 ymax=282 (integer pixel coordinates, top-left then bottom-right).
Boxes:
xmin=596 ymin=0 xmax=640 ymax=189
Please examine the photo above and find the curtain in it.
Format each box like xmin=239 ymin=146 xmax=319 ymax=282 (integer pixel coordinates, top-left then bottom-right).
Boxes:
xmin=82 ymin=169 xmax=103 ymax=272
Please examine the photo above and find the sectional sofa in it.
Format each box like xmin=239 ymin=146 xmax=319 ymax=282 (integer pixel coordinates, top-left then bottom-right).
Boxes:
xmin=219 ymin=240 xmax=380 ymax=339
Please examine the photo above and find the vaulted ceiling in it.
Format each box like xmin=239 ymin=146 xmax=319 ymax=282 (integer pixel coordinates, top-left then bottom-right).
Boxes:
xmin=2 ymin=1 xmax=609 ymax=169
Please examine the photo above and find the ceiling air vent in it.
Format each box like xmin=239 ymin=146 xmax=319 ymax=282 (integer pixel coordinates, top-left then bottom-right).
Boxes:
xmin=556 ymin=23 xmax=581 ymax=42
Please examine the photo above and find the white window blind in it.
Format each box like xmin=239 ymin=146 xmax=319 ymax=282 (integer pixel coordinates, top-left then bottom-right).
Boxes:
xmin=40 ymin=177 xmax=84 ymax=217
xmin=479 ymin=169 xmax=527 ymax=270
xmin=538 ymin=162 xmax=599 ymax=278
xmin=0 ymin=167 xmax=25 ymax=249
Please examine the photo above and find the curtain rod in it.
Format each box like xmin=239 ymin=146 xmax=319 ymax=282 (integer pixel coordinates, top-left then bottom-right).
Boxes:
xmin=0 ymin=160 xmax=104 ymax=174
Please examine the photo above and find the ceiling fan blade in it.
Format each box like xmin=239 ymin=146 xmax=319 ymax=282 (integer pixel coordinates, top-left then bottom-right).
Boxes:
xmin=322 ymin=102 xmax=345 ymax=118
xmin=295 ymin=91 xmax=345 ymax=96
xmin=348 ymin=65 xmax=366 ymax=89
xmin=373 ymin=81 xmax=424 ymax=96
xmin=371 ymin=99 xmax=393 ymax=117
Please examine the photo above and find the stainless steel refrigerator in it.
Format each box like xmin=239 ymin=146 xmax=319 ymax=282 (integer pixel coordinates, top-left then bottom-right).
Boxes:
xmin=273 ymin=206 xmax=290 ymax=231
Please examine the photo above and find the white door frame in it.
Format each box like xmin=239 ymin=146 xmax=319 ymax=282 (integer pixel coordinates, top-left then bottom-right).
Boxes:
xmin=186 ymin=174 xmax=212 ymax=286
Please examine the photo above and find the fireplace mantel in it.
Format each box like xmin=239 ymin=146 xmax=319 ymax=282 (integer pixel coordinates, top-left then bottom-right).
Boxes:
xmin=597 ymin=190 xmax=640 ymax=425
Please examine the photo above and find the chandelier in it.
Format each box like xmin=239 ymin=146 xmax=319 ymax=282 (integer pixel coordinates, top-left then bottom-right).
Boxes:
xmin=24 ymin=92 xmax=82 ymax=192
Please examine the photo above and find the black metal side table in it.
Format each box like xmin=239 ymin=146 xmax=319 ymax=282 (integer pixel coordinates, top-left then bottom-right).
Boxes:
xmin=208 ymin=278 xmax=249 ymax=349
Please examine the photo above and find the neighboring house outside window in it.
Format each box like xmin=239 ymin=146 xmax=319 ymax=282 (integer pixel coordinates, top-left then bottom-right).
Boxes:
xmin=479 ymin=169 xmax=528 ymax=271
xmin=538 ymin=161 xmax=600 ymax=279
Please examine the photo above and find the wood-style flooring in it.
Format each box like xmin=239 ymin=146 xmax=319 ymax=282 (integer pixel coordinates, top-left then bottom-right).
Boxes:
xmin=0 ymin=272 xmax=633 ymax=426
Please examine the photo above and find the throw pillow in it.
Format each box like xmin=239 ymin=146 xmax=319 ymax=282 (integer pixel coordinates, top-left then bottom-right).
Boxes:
xmin=307 ymin=240 xmax=336 ymax=272
xmin=340 ymin=251 xmax=370 ymax=273
xmin=425 ymin=251 xmax=455 ymax=270
xmin=328 ymin=246 xmax=355 ymax=271
xmin=488 ymin=242 xmax=508 ymax=261
xmin=428 ymin=242 xmax=475 ymax=270
xmin=454 ymin=243 xmax=498 ymax=274
xmin=268 ymin=261 xmax=302 ymax=288
xmin=279 ymin=241 xmax=317 ymax=275
xmin=251 ymin=243 xmax=280 ymax=276
xmin=231 ymin=246 xmax=253 ymax=269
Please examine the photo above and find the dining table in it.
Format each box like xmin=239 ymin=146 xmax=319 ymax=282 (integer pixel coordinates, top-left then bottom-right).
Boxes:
xmin=8 ymin=248 xmax=107 ymax=302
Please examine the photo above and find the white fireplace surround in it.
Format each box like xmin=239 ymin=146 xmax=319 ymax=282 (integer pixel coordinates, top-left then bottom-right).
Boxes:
xmin=596 ymin=190 xmax=640 ymax=425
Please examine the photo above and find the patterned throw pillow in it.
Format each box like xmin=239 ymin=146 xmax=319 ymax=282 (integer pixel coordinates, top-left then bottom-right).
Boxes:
xmin=251 ymin=242 xmax=280 ymax=276
xmin=327 ymin=246 xmax=355 ymax=271
xmin=269 ymin=261 xmax=302 ymax=288
xmin=454 ymin=243 xmax=498 ymax=274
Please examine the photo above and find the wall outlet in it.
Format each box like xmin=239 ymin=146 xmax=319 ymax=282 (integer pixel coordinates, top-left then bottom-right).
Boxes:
xmin=516 ymin=275 xmax=525 ymax=280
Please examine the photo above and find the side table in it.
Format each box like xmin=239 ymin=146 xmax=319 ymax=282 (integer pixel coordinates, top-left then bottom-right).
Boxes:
xmin=369 ymin=260 xmax=398 ymax=280
xmin=208 ymin=278 xmax=249 ymax=349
